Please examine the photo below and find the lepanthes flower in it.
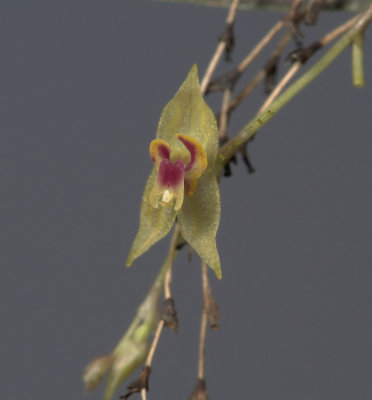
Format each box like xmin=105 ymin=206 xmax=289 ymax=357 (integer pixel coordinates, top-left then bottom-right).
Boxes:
xmin=126 ymin=65 xmax=221 ymax=278
xmin=149 ymin=134 xmax=207 ymax=211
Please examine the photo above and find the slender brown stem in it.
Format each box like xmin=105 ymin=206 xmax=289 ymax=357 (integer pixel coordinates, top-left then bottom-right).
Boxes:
xmin=140 ymin=224 xmax=179 ymax=400
xmin=200 ymin=0 xmax=240 ymax=94
xmin=144 ymin=320 xmax=165 ymax=368
xmin=197 ymin=261 xmax=209 ymax=380
xmin=164 ymin=224 xmax=180 ymax=299
xmin=257 ymin=62 xmax=301 ymax=114
xmin=219 ymin=89 xmax=232 ymax=140
xmin=198 ymin=311 xmax=208 ymax=380
xmin=237 ymin=20 xmax=284 ymax=73
xmin=140 ymin=320 xmax=163 ymax=400
xmin=228 ymin=30 xmax=292 ymax=115
xmin=225 ymin=0 xmax=240 ymax=23
xmin=235 ymin=0 xmax=303 ymax=75
xmin=200 ymin=42 xmax=226 ymax=95
xmin=228 ymin=70 xmax=266 ymax=114
xmin=320 ymin=14 xmax=360 ymax=45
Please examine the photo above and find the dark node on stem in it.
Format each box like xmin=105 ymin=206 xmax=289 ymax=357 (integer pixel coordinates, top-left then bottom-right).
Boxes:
xmin=223 ymin=154 xmax=237 ymax=177
xmin=221 ymin=141 xmax=255 ymax=177
xmin=175 ymin=230 xmax=186 ymax=250
xmin=284 ymin=5 xmax=305 ymax=44
xmin=188 ymin=378 xmax=209 ymax=400
xmin=219 ymin=22 xmax=235 ymax=62
xmin=286 ymin=41 xmax=322 ymax=64
xmin=264 ymin=65 xmax=278 ymax=94
xmin=223 ymin=162 xmax=233 ymax=177
xmin=241 ymin=145 xmax=255 ymax=174
xmin=206 ymin=69 xmax=241 ymax=94
xmin=120 ymin=366 xmax=151 ymax=399
xmin=161 ymin=297 xmax=179 ymax=332
xmin=219 ymin=136 xmax=237 ymax=177
xmin=305 ymin=0 xmax=324 ymax=26
xmin=291 ymin=26 xmax=304 ymax=48
xmin=175 ymin=240 xmax=187 ymax=250
xmin=263 ymin=55 xmax=279 ymax=94
xmin=288 ymin=12 xmax=306 ymax=47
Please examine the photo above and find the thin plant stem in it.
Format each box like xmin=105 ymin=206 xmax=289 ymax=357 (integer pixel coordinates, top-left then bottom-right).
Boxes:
xmin=200 ymin=0 xmax=240 ymax=94
xmin=164 ymin=224 xmax=180 ymax=299
xmin=237 ymin=20 xmax=283 ymax=73
xmin=228 ymin=69 xmax=266 ymax=114
xmin=198 ymin=311 xmax=208 ymax=380
xmin=214 ymin=3 xmax=372 ymax=173
xmin=235 ymin=0 xmax=303 ymax=75
xmin=321 ymin=14 xmax=360 ymax=44
xmin=201 ymin=42 xmax=226 ymax=95
xmin=257 ymin=62 xmax=301 ymax=114
xmin=140 ymin=321 xmax=164 ymax=400
xmin=225 ymin=0 xmax=240 ymax=24
xmin=228 ymin=30 xmax=292 ymax=115
xmin=147 ymin=226 xmax=179 ymax=362
xmin=145 ymin=320 xmax=165 ymax=368
xmin=140 ymin=224 xmax=180 ymax=400
xmin=219 ymin=89 xmax=232 ymax=140
xmin=197 ymin=261 xmax=209 ymax=380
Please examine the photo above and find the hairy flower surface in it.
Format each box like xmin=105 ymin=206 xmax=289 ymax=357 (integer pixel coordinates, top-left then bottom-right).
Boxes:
xmin=127 ymin=65 xmax=222 ymax=278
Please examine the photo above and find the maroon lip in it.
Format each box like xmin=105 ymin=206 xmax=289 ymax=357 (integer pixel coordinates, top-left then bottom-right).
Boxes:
xmin=157 ymin=159 xmax=185 ymax=187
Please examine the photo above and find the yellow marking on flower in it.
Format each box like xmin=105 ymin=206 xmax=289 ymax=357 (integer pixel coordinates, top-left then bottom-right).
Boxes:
xmin=176 ymin=134 xmax=207 ymax=196
xmin=149 ymin=139 xmax=171 ymax=170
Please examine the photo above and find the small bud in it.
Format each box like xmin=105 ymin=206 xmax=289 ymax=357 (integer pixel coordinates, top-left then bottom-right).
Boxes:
xmin=83 ymin=353 xmax=114 ymax=392
xmin=104 ymin=340 xmax=149 ymax=400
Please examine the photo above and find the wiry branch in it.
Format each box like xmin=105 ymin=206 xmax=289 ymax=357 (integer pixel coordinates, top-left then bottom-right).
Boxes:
xmin=200 ymin=0 xmax=240 ymax=94
xmin=215 ymin=3 xmax=372 ymax=173
xmin=138 ymin=225 xmax=180 ymax=400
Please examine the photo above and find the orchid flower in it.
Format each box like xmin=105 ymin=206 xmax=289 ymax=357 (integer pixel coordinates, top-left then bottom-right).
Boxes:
xmin=126 ymin=65 xmax=221 ymax=278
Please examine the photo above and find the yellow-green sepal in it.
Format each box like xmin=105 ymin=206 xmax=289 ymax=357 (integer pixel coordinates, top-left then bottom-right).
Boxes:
xmin=126 ymin=169 xmax=176 ymax=266
xmin=177 ymin=171 xmax=222 ymax=279
xmin=156 ymin=65 xmax=218 ymax=168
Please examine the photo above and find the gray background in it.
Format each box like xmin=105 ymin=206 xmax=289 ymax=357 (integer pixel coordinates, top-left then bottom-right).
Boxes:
xmin=1 ymin=1 xmax=371 ymax=399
